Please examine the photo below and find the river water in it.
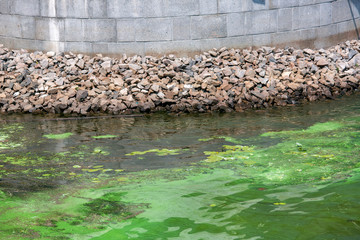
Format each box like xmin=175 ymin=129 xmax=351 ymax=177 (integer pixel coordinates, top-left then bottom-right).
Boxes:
xmin=0 ymin=93 xmax=360 ymax=239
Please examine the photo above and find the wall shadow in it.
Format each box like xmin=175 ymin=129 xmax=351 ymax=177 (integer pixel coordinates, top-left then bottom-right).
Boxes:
xmin=349 ymin=0 xmax=360 ymax=39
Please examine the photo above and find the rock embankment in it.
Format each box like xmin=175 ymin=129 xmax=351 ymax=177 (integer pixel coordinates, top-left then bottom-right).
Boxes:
xmin=0 ymin=40 xmax=360 ymax=115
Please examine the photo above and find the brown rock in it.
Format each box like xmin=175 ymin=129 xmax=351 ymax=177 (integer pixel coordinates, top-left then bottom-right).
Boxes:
xmin=245 ymin=69 xmax=256 ymax=78
xmin=317 ymin=58 xmax=329 ymax=67
xmin=151 ymin=84 xmax=160 ymax=92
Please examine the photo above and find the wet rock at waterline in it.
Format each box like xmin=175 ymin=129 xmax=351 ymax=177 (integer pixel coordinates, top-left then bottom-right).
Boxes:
xmin=0 ymin=40 xmax=360 ymax=115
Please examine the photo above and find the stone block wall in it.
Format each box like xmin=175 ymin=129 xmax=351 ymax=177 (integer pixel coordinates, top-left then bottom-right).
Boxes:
xmin=0 ymin=0 xmax=359 ymax=56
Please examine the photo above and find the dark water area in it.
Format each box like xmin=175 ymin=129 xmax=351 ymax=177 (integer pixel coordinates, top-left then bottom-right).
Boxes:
xmin=1 ymin=93 xmax=359 ymax=172
xmin=0 ymin=93 xmax=360 ymax=239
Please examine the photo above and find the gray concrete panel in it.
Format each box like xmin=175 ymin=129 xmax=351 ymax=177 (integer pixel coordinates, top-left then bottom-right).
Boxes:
xmin=278 ymin=8 xmax=293 ymax=32
xmin=0 ymin=0 xmax=9 ymax=14
xmin=83 ymin=19 xmax=116 ymax=42
xmin=19 ymin=16 xmax=36 ymax=39
xmin=40 ymin=1 xmax=57 ymax=17
xmin=227 ymin=12 xmax=248 ymax=36
xmin=218 ymin=0 xmax=252 ymax=13
xmin=145 ymin=40 xmax=201 ymax=56
xmin=247 ymin=10 xmax=278 ymax=34
xmin=56 ymin=0 xmax=89 ymax=18
xmin=65 ymin=19 xmax=84 ymax=42
xmin=270 ymin=0 xmax=298 ymax=9
xmin=293 ymin=4 xmax=320 ymax=30
xmin=0 ymin=15 xmax=21 ymax=38
xmin=108 ymin=0 xmax=163 ymax=18
xmin=89 ymin=0 xmax=108 ymax=18
xmin=191 ymin=15 xmax=227 ymax=39
xmin=320 ymin=2 xmax=332 ymax=26
xmin=135 ymin=18 xmax=172 ymax=41
xmin=108 ymin=42 xmax=145 ymax=56
xmin=199 ymin=0 xmax=217 ymax=14
xmin=0 ymin=0 xmax=358 ymax=57
xmin=163 ymin=0 xmax=200 ymax=16
xmin=173 ymin=17 xmax=191 ymax=40
xmin=332 ymin=0 xmax=352 ymax=23
xmin=11 ymin=0 xmax=40 ymax=16
xmin=36 ymin=18 xmax=65 ymax=41
xmin=117 ymin=19 xmax=136 ymax=42
xmin=65 ymin=41 xmax=93 ymax=53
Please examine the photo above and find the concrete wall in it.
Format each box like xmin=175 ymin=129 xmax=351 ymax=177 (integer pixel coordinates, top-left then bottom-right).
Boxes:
xmin=0 ymin=0 xmax=359 ymax=56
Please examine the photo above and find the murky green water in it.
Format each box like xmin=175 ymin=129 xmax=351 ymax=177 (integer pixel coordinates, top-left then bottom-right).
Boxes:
xmin=1 ymin=94 xmax=360 ymax=239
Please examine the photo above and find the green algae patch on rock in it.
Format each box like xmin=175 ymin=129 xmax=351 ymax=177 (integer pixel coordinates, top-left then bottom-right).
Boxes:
xmin=92 ymin=135 xmax=118 ymax=139
xmin=43 ymin=132 xmax=74 ymax=140
xmin=126 ymin=148 xmax=186 ymax=156
xmin=261 ymin=121 xmax=345 ymax=138
xmin=200 ymin=120 xmax=360 ymax=185
xmin=0 ymin=123 xmax=25 ymax=151
xmin=198 ymin=136 xmax=242 ymax=144
xmin=93 ymin=147 xmax=110 ymax=155
xmin=203 ymin=145 xmax=254 ymax=163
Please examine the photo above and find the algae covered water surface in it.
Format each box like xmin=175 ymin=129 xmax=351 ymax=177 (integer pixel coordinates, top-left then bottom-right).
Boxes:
xmin=1 ymin=94 xmax=360 ymax=239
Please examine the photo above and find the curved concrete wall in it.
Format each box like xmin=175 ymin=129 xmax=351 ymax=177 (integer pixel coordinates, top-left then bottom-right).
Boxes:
xmin=0 ymin=0 xmax=359 ymax=56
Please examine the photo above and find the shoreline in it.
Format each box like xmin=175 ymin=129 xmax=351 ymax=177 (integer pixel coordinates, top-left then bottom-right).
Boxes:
xmin=0 ymin=40 xmax=360 ymax=115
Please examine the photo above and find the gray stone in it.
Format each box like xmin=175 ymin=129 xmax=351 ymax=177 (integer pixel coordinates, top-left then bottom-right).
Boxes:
xmin=76 ymin=90 xmax=88 ymax=101
xmin=101 ymin=61 xmax=112 ymax=69
xmin=46 ymin=51 xmax=56 ymax=57
xmin=55 ymin=78 xmax=64 ymax=86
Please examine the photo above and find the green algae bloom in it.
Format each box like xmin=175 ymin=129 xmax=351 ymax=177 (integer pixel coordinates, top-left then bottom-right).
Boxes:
xmin=93 ymin=147 xmax=110 ymax=155
xmin=43 ymin=132 xmax=74 ymax=140
xmin=126 ymin=148 xmax=185 ymax=156
xmin=0 ymin=124 xmax=24 ymax=150
xmin=198 ymin=136 xmax=242 ymax=144
xmin=0 ymin=111 xmax=360 ymax=239
xmin=92 ymin=135 xmax=118 ymax=139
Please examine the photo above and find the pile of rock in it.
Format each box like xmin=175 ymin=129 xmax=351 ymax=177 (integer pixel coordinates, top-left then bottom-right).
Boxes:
xmin=0 ymin=40 xmax=359 ymax=115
